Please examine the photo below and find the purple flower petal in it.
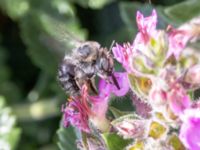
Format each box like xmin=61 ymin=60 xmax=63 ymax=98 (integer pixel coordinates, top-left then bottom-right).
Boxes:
xmin=62 ymin=99 xmax=90 ymax=133
xmin=136 ymin=9 xmax=157 ymax=43
xmin=179 ymin=108 xmax=200 ymax=150
xmin=112 ymin=44 xmax=132 ymax=72
xmin=167 ymin=27 xmax=190 ymax=59
xmin=99 ymin=72 xmax=129 ymax=97
xmin=110 ymin=72 xmax=129 ymax=96
xmin=168 ymin=85 xmax=191 ymax=115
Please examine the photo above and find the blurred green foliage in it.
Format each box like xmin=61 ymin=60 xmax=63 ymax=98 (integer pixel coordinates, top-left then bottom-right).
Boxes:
xmin=0 ymin=0 xmax=199 ymax=149
xmin=0 ymin=96 xmax=21 ymax=150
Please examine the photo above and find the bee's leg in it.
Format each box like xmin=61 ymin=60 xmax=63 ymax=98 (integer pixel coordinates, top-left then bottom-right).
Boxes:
xmin=88 ymin=78 xmax=98 ymax=94
xmin=111 ymin=74 xmax=120 ymax=90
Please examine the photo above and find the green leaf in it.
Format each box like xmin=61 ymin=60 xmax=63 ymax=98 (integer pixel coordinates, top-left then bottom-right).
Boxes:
xmin=69 ymin=0 xmax=114 ymax=9
xmin=0 ymin=46 xmax=22 ymax=102
xmin=128 ymin=74 xmax=152 ymax=98
xmin=5 ymin=128 xmax=21 ymax=150
xmin=57 ymin=126 xmax=78 ymax=150
xmin=188 ymin=91 xmax=194 ymax=100
xmin=102 ymin=133 xmax=132 ymax=150
xmin=0 ymin=0 xmax=30 ymax=20
xmin=167 ymin=133 xmax=186 ymax=150
xmin=19 ymin=12 xmax=60 ymax=75
xmin=164 ymin=0 xmax=200 ymax=25
xmin=111 ymin=114 xmax=140 ymax=125
xmin=88 ymin=0 xmax=114 ymax=9
xmin=109 ymin=106 xmax=131 ymax=118
xmin=20 ymin=9 xmax=86 ymax=75
xmin=0 ymin=96 xmax=21 ymax=150
xmin=12 ymin=99 xmax=60 ymax=121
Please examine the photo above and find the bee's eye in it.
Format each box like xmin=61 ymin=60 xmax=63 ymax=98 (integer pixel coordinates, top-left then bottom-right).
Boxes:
xmin=92 ymin=59 xmax=96 ymax=64
xmin=101 ymin=58 xmax=109 ymax=71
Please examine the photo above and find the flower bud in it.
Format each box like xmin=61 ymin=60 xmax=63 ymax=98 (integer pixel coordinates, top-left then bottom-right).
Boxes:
xmin=183 ymin=64 xmax=200 ymax=89
xmin=112 ymin=118 xmax=147 ymax=139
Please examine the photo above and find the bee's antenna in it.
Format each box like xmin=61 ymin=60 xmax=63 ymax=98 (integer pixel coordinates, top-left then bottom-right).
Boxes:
xmin=111 ymin=74 xmax=120 ymax=90
xmin=108 ymin=40 xmax=115 ymax=53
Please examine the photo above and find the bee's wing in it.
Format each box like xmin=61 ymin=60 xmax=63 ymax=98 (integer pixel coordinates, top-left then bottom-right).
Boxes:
xmin=38 ymin=14 xmax=86 ymax=56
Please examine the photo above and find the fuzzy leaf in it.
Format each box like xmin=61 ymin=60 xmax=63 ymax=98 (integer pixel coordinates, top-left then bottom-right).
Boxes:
xmin=128 ymin=74 xmax=152 ymax=98
xmin=111 ymin=114 xmax=140 ymax=125
xmin=148 ymin=121 xmax=167 ymax=139
xmin=109 ymin=106 xmax=130 ymax=118
xmin=57 ymin=126 xmax=78 ymax=150
xmin=102 ymin=133 xmax=132 ymax=150
xmin=167 ymin=133 xmax=186 ymax=150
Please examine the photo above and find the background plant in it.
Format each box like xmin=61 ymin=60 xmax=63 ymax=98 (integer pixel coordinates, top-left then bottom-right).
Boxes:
xmin=0 ymin=0 xmax=200 ymax=149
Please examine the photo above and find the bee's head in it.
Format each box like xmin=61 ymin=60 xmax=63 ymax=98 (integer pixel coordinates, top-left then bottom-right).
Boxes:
xmin=96 ymin=49 xmax=114 ymax=78
xmin=73 ymin=41 xmax=100 ymax=62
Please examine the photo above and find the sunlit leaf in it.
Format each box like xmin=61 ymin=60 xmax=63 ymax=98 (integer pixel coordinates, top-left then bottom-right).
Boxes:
xmin=0 ymin=0 xmax=29 ymax=19
xmin=0 ymin=96 xmax=21 ymax=150
xmin=69 ymin=0 xmax=114 ymax=9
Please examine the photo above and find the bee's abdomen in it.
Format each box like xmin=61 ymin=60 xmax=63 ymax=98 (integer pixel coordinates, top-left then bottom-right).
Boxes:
xmin=58 ymin=60 xmax=80 ymax=96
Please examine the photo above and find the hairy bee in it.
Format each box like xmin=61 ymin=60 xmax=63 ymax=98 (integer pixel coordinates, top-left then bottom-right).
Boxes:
xmin=57 ymin=57 xmax=80 ymax=96
xmin=57 ymin=41 xmax=120 ymax=97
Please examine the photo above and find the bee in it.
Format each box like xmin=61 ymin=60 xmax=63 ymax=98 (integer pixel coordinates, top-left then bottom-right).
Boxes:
xmin=57 ymin=41 xmax=120 ymax=97
xmin=40 ymin=20 xmax=119 ymax=96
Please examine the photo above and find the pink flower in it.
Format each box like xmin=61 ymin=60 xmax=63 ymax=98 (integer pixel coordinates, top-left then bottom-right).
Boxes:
xmin=149 ymin=75 xmax=191 ymax=116
xmin=167 ymin=84 xmax=191 ymax=115
xmin=135 ymin=9 xmax=157 ymax=43
xmin=98 ymin=72 xmax=129 ymax=97
xmin=191 ymin=100 xmax=200 ymax=109
xmin=89 ymin=72 xmax=129 ymax=131
xmin=62 ymin=85 xmax=92 ymax=133
xmin=62 ymin=73 xmax=129 ymax=132
xmin=167 ymin=26 xmax=191 ymax=59
xmin=179 ymin=108 xmax=200 ymax=150
xmin=183 ymin=64 xmax=200 ymax=89
xmin=131 ymin=93 xmax=152 ymax=118
xmin=89 ymin=95 xmax=110 ymax=132
xmin=149 ymin=84 xmax=168 ymax=110
xmin=112 ymin=43 xmax=133 ymax=72
xmin=62 ymin=99 xmax=90 ymax=133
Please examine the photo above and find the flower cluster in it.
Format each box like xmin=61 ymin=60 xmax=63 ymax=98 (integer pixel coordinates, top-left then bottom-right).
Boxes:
xmin=112 ymin=10 xmax=200 ymax=150
xmin=61 ymin=9 xmax=200 ymax=150
xmin=62 ymin=72 xmax=129 ymax=133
